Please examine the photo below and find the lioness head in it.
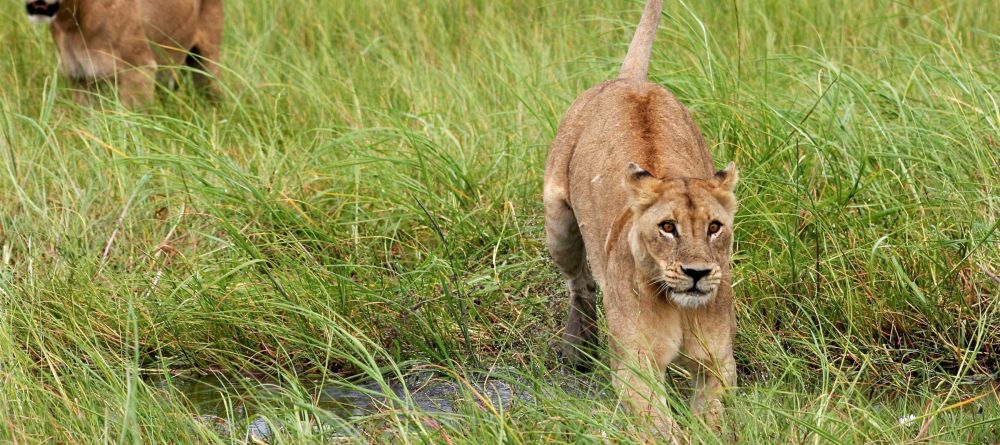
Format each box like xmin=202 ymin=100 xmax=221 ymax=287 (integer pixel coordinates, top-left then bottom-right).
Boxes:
xmin=25 ymin=0 xmax=60 ymax=24
xmin=625 ymin=162 xmax=738 ymax=308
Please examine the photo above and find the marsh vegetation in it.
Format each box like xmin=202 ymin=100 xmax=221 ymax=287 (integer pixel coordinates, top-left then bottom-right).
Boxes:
xmin=1 ymin=0 xmax=998 ymax=442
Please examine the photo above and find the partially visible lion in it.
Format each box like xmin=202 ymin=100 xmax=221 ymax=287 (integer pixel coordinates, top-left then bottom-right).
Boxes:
xmin=543 ymin=0 xmax=738 ymax=439
xmin=25 ymin=0 xmax=223 ymax=107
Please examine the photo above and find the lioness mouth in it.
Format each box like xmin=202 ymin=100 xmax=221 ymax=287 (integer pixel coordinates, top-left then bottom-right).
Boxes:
xmin=680 ymin=287 xmax=707 ymax=295
xmin=26 ymin=0 xmax=59 ymax=17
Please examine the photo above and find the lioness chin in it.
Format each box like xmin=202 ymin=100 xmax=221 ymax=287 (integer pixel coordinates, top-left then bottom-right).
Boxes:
xmin=544 ymin=0 xmax=737 ymax=439
xmin=25 ymin=0 xmax=223 ymax=107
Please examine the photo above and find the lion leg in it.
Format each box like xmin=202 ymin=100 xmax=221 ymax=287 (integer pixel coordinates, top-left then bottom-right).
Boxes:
xmin=544 ymin=193 xmax=598 ymax=370
xmin=607 ymin=300 xmax=684 ymax=441
xmin=682 ymin=310 xmax=736 ymax=432
xmin=688 ymin=353 xmax=735 ymax=431
xmin=116 ymin=64 xmax=156 ymax=108
xmin=113 ymin=19 xmax=157 ymax=108
xmin=610 ymin=334 xmax=683 ymax=443
xmin=67 ymin=77 xmax=95 ymax=106
xmin=187 ymin=0 xmax=224 ymax=98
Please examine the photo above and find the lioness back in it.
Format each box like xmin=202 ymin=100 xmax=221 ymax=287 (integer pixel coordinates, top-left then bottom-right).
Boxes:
xmin=546 ymin=78 xmax=714 ymax=284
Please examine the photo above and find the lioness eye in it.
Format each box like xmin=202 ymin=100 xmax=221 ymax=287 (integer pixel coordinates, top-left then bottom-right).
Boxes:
xmin=658 ymin=221 xmax=677 ymax=236
xmin=708 ymin=221 xmax=722 ymax=235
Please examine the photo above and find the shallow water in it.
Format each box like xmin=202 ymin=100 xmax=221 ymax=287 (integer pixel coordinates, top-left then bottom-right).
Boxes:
xmin=148 ymin=369 xmax=533 ymax=442
xmin=150 ymin=368 xmax=1000 ymax=442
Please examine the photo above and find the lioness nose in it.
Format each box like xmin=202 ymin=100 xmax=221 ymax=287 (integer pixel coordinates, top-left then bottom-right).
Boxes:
xmin=681 ymin=267 xmax=711 ymax=284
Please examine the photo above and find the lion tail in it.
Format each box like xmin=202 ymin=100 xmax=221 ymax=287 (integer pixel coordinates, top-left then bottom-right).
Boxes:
xmin=619 ymin=0 xmax=664 ymax=80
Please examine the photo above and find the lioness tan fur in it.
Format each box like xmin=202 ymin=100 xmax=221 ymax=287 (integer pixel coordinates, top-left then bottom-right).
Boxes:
xmin=25 ymin=0 xmax=223 ymax=107
xmin=544 ymin=0 xmax=737 ymax=437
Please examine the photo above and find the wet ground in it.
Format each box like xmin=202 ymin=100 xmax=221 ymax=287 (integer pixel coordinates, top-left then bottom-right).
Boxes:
xmin=149 ymin=368 xmax=998 ymax=443
xmin=149 ymin=368 xmax=559 ymax=443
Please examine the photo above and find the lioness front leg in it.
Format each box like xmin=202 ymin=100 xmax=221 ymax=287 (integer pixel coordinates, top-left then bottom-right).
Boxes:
xmin=609 ymin=324 xmax=684 ymax=443
xmin=688 ymin=353 xmax=735 ymax=430
xmin=683 ymin=311 xmax=736 ymax=431
xmin=117 ymin=66 xmax=156 ymax=108
xmin=612 ymin=360 xmax=681 ymax=441
xmin=188 ymin=0 xmax=224 ymax=98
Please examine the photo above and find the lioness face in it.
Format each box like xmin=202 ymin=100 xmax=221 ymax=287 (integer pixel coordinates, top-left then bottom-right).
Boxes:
xmin=626 ymin=163 xmax=738 ymax=308
xmin=25 ymin=0 xmax=60 ymax=24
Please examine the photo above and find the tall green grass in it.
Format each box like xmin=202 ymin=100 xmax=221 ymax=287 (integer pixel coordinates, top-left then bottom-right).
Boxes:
xmin=1 ymin=0 xmax=997 ymax=443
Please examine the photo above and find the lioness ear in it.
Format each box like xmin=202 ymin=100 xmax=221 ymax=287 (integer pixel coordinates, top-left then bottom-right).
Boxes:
xmin=626 ymin=162 xmax=659 ymax=208
xmin=713 ymin=162 xmax=739 ymax=192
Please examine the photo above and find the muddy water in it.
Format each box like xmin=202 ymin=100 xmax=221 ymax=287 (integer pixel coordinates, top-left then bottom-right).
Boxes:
xmin=150 ymin=370 xmax=531 ymax=442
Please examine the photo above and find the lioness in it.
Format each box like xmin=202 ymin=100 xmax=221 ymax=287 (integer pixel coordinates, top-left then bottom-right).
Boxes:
xmin=25 ymin=0 xmax=223 ymax=107
xmin=544 ymin=0 xmax=737 ymax=437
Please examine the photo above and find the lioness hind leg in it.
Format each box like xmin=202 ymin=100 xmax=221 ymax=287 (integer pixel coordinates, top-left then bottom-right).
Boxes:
xmin=187 ymin=0 xmax=224 ymax=97
xmin=544 ymin=194 xmax=598 ymax=370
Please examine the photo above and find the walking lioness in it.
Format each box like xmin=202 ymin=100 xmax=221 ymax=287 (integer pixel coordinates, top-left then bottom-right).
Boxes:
xmin=544 ymin=0 xmax=737 ymax=437
xmin=25 ymin=0 xmax=223 ymax=106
